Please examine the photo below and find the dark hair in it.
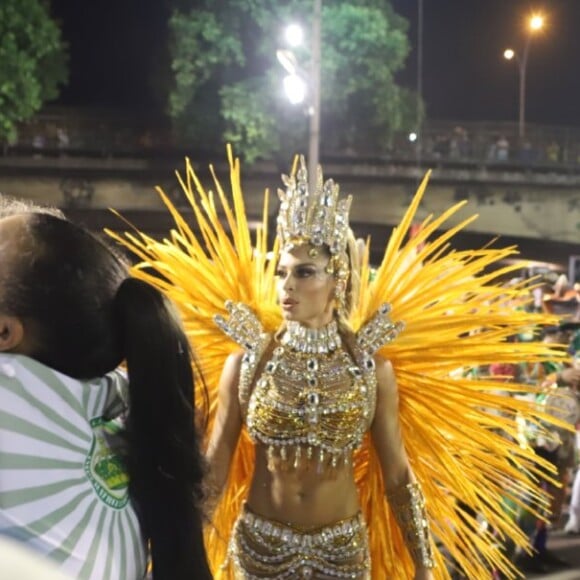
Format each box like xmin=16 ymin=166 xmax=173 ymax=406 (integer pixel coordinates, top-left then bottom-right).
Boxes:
xmin=1 ymin=211 xmax=211 ymax=579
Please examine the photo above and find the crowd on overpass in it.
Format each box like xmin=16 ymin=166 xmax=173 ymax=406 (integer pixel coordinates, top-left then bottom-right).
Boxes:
xmin=4 ymin=108 xmax=580 ymax=170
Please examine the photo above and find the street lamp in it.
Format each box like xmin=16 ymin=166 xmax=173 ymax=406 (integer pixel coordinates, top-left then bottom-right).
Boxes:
xmin=416 ymin=0 xmax=424 ymax=173
xmin=276 ymin=1 xmax=322 ymax=192
xmin=276 ymin=49 xmax=307 ymax=105
xmin=284 ymin=23 xmax=304 ymax=48
xmin=283 ymin=74 xmax=308 ymax=105
xmin=503 ymin=13 xmax=545 ymax=139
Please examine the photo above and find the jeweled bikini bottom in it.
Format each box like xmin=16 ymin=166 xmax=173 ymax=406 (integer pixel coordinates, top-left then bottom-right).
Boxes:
xmin=228 ymin=504 xmax=370 ymax=579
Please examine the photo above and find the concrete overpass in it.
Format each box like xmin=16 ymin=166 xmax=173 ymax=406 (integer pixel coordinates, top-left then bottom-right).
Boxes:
xmin=0 ymin=151 xmax=578 ymax=279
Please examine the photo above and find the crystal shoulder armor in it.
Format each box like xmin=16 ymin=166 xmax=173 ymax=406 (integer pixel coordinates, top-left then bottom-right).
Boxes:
xmin=214 ymin=301 xmax=270 ymax=412
xmin=348 ymin=303 xmax=405 ymax=423
xmin=354 ymin=303 xmax=405 ymax=360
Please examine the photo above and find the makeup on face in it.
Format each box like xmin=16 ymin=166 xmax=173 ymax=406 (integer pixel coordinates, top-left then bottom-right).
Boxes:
xmin=276 ymin=246 xmax=336 ymax=327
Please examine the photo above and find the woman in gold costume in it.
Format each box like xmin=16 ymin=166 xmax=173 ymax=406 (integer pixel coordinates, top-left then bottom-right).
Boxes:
xmin=110 ymin=150 xmax=567 ymax=579
xmin=207 ymin=158 xmax=433 ymax=579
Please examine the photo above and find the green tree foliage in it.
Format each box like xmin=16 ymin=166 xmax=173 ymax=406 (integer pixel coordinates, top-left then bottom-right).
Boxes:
xmin=169 ymin=0 xmax=414 ymax=162
xmin=0 ymin=0 xmax=68 ymax=143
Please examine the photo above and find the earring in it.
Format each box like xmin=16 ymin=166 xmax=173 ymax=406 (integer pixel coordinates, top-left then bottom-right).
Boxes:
xmin=331 ymin=252 xmax=350 ymax=316
xmin=334 ymin=281 xmax=347 ymax=315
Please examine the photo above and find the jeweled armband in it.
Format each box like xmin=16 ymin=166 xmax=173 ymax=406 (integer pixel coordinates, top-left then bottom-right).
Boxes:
xmin=387 ymin=481 xmax=435 ymax=569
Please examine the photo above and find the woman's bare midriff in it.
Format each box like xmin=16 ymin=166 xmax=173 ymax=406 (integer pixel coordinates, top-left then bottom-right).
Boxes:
xmin=245 ymin=444 xmax=361 ymax=528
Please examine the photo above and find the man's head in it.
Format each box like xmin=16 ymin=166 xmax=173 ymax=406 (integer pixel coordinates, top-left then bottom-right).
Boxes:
xmin=0 ymin=199 xmax=128 ymax=378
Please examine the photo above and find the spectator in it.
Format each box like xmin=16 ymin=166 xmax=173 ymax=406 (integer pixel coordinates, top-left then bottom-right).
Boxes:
xmin=496 ymin=135 xmax=510 ymax=161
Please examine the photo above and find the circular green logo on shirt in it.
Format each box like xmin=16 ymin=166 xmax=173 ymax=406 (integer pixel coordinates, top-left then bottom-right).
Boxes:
xmin=85 ymin=417 xmax=130 ymax=509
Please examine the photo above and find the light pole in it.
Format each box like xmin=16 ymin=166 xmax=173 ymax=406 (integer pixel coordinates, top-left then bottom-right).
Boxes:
xmin=308 ymin=0 xmax=322 ymax=192
xmin=277 ymin=0 xmax=322 ymax=192
xmin=416 ymin=0 xmax=423 ymax=172
xmin=504 ymin=14 xmax=545 ymax=139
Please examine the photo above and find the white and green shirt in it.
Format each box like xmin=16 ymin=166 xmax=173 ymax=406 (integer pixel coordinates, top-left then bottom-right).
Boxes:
xmin=0 ymin=353 xmax=147 ymax=579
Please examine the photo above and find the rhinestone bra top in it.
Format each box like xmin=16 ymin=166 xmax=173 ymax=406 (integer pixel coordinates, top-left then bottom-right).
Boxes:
xmin=214 ymin=302 xmax=404 ymax=470
xmin=245 ymin=340 xmax=375 ymax=468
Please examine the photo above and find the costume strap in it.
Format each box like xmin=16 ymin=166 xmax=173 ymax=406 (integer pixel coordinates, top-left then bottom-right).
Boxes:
xmin=214 ymin=301 xmax=270 ymax=413
xmin=355 ymin=303 xmax=405 ymax=355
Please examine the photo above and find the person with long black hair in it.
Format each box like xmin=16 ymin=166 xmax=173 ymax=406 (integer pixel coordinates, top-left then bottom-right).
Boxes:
xmin=0 ymin=198 xmax=212 ymax=580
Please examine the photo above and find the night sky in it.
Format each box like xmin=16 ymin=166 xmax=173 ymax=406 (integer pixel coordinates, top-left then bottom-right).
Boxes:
xmin=50 ymin=0 xmax=171 ymax=110
xmin=50 ymin=0 xmax=580 ymax=126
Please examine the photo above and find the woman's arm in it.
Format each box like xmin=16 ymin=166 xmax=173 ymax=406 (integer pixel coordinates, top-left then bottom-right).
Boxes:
xmin=205 ymin=351 xmax=244 ymax=511
xmin=371 ymin=356 xmax=411 ymax=490
xmin=371 ymin=355 xmax=435 ymax=579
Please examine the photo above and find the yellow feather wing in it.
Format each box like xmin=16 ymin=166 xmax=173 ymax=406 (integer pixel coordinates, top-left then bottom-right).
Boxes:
xmin=109 ymin=159 xmax=566 ymax=579
xmin=351 ymin=172 xmax=566 ymax=579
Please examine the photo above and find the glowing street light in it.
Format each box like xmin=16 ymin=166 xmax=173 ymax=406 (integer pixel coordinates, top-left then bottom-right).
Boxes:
xmin=276 ymin=48 xmax=307 ymax=104
xmin=283 ymin=74 xmax=307 ymax=105
xmin=529 ymin=14 xmax=544 ymax=31
xmin=276 ymin=49 xmax=299 ymax=76
xmin=284 ymin=23 xmax=304 ymax=48
xmin=503 ymin=13 xmax=546 ymax=138
xmin=276 ymin=1 xmax=322 ymax=192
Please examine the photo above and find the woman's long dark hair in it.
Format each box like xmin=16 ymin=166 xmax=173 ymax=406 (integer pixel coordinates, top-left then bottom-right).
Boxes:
xmin=115 ymin=278 xmax=210 ymax=579
xmin=1 ymin=210 xmax=211 ymax=579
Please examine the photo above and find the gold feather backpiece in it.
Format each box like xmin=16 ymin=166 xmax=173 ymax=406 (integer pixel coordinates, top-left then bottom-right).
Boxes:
xmin=107 ymin=148 xmax=567 ymax=579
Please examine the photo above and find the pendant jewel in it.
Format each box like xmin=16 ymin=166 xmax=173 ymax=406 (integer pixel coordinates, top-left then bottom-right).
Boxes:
xmin=294 ymin=445 xmax=302 ymax=469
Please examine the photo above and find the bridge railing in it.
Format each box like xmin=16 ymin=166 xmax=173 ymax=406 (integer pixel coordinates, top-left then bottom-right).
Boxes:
xmin=4 ymin=107 xmax=580 ymax=171
xmin=388 ymin=120 xmax=580 ymax=169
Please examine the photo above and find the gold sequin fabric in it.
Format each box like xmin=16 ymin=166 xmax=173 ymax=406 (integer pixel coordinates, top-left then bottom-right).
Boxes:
xmin=229 ymin=505 xmax=370 ymax=579
xmin=245 ymin=342 xmax=376 ymax=469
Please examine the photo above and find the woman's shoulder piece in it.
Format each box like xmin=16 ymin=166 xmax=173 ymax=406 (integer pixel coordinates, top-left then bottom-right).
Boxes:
xmin=355 ymin=303 xmax=405 ymax=355
xmin=214 ymin=300 xmax=270 ymax=354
